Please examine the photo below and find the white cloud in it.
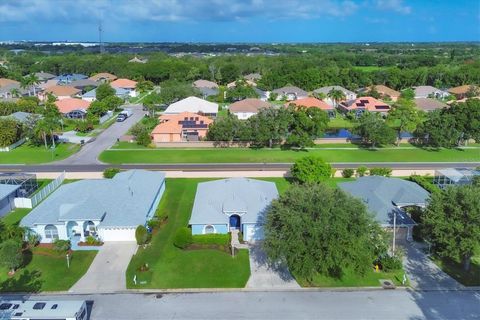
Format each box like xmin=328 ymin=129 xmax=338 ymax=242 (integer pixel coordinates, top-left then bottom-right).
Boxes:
xmin=0 ymin=0 xmax=361 ymax=23
xmin=375 ymin=0 xmax=411 ymax=14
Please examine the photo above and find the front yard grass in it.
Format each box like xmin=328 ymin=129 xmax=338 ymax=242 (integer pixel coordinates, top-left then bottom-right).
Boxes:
xmin=2 ymin=208 xmax=32 ymax=226
xmin=432 ymin=247 xmax=480 ymax=286
xmin=0 ymin=248 xmax=97 ymax=292
xmin=126 ymin=178 xmax=251 ymax=288
xmin=0 ymin=143 xmax=80 ymax=164
xmin=100 ymin=145 xmax=480 ymax=164
xmin=297 ymin=268 xmax=408 ymax=287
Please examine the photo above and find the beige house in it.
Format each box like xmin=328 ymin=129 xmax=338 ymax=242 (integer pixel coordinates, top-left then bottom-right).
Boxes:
xmin=151 ymin=112 xmax=213 ymax=143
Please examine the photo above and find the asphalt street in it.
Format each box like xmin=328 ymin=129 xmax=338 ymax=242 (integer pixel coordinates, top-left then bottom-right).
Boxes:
xmin=1 ymin=290 xmax=479 ymax=320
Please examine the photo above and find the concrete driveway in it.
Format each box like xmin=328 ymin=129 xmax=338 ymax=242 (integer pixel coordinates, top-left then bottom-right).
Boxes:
xmin=69 ymin=241 xmax=137 ymax=293
xmin=56 ymin=104 xmax=145 ymax=165
xmin=246 ymin=243 xmax=300 ymax=289
xmin=403 ymin=241 xmax=463 ymax=290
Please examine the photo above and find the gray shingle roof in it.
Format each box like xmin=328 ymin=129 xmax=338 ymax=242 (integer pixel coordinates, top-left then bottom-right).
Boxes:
xmin=338 ymin=176 xmax=430 ymax=226
xmin=20 ymin=170 xmax=165 ymax=228
xmin=0 ymin=184 xmax=20 ymax=201
xmin=313 ymin=85 xmax=355 ymax=96
xmin=189 ymin=178 xmax=278 ymax=225
xmin=1 ymin=111 xmax=37 ymax=123
xmin=272 ymin=86 xmax=308 ymax=97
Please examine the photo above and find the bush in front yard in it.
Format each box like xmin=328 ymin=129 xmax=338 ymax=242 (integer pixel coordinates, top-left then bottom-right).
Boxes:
xmin=369 ymin=167 xmax=392 ymax=177
xmin=103 ymin=167 xmax=120 ymax=179
xmin=356 ymin=166 xmax=368 ymax=177
xmin=377 ymin=254 xmax=403 ymax=272
xmin=53 ymin=239 xmax=71 ymax=253
xmin=341 ymin=168 xmax=354 ymax=178
xmin=135 ymin=225 xmax=149 ymax=245
xmin=192 ymin=234 xmax=230 ymax=246
xmin=173 ymin=227 xmax=193 ymax=249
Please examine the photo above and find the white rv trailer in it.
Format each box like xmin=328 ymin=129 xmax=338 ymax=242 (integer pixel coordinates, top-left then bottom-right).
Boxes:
xmin=0 ymin=300 xmax=88 ymax=320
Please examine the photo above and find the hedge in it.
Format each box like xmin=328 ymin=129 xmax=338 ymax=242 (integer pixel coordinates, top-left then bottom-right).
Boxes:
xmin=192 ymin=234 xmax=230 ymax=246
xmin=409 ymin=175 xmax=440 ymax=194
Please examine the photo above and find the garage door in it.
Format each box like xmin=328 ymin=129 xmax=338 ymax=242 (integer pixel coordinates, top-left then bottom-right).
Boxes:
xmin=100 ymin=227 xmax=136 ymax=242
xmin=244 ymin=224 xmax=264 ymax=242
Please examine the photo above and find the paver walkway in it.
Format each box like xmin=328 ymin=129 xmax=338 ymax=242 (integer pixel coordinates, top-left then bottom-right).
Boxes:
xmin=70 ymin=241 xmax=137 ymax=293
xmin=403 ymin=241 xmax=463 ymax=290
xmin=246 ymin=243 xmax=300 ymax=289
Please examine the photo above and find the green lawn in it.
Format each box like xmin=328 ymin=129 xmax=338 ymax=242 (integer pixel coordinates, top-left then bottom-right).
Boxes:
xmin=2 ymin=208 xmax=32 ymax=227
xmin=0 ymin=248 xmax=97 ymax=292
xmin=100 ymin=145 xmax=480 ymax=164
xmin=432 ymin=247 xmax=480 ymax=286
xmin=0 ymin=143 xmax=80 ymax=164
xmin=297 ymin=268 xmax=407 ymax=287
xmin=328 ymin=114 xmax=354 ymax=128
xmin=126 ymin=178 xmax=251 ymax=288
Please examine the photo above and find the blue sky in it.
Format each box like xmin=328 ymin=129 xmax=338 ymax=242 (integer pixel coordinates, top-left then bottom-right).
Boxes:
xmin=0 ymin=0 xmax=479 ymax=42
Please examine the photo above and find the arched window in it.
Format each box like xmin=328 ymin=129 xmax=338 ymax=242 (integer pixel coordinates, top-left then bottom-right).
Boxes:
xmin=204 ymin=225 xmax=215 ymax=234
xmin=45 ymin=225 xmax=59 ymax=240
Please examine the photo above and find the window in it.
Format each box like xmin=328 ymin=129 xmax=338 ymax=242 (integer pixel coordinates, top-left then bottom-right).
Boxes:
xmin=44 ymin=225 xmax=59 ymax=240
xmin=33 ymin=302 xmax=46 ymax=310
xmin=204 ymin=225 xmax=215 ymax=234
xmin=51 ymin=304 xmax=58 ymax=309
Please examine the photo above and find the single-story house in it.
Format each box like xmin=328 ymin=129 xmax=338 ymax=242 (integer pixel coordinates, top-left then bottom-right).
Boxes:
xmin=69 ymin=79 xmax=99 ymax=91
xmin=55 ymin=98 xmax=91 ymax=119
xmin=43 ymin=85 xmax=81 ymax=100
xmin=53 ymin=74 xmax=88 ymax=85
xmin=129 ymin=56 xmax=148 ymax=63
xmin=193 ymin=79 xmax=219 ymax=89
xmin=89 ymin=72 xmax=118 ymax=83
xmin=339 ymin=176 xmax=430 ymax=242
xmin=0 ymin=111 xmax=38 ymax=124
xmin=151 ymin=112 xmax=213 ymax=142
xmin=163 ymin=96 xmax=218 ymax=117
xmin=189 ymin=178 xmax=278 ymax=242
xmin=0 ymin=184 xmax=20 ymax=217
xmin=433 ymin=168 xmax=480 ymax=189
xmin=110 ymin=78 xmax=137 ymax=97
xmin=0 ymin=83 xmax=30 ymax=99
xmin=313 ymin=86 xmax=357 ymax=106
xmin=254 ymin=87 xmax=269 ymax=101
xmin=34 ymin=72 xmax=56 ymax=82
xmin=286 ymin=97 xmax=335 ymax=117
xmin=447 ymin=85 xmax=479 ymax=100
xmin=81 ymin=87 xmax=130 ymax=102
xmin=338 ymin=97 xmax=391 ymax=116
xmin=414 ymin=98 xmax=448 ymax=112
xmin=272 ymin=86 xmax=308 ymax=101
xmin=364 ymin=85 xmax=401 ymax=101
xmin=227 ymin=79 xmax=257 ymax=89
xmin=413 ymin=86 xmax=450 ymax=99
xmin=229 ymin=98 xmax=272 ymax=120
xmin=20 ymin=170 xmax=166 ymax=243
xmin=243 ymin=73 xmax=262 ymax=82
xmin=0 ymin=78 xmax=20 ymax=88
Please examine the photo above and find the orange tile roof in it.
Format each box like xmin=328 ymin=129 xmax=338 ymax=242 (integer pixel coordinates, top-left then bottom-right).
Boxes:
xmin=45 ymin=85 xmax=81 ymax=97
xmin=286 ymin=97 xmax=333 ymax=110
xmin=110 ymin=78 xmax=137 ymax=89
xmin=55 ymin=98 xmax=90 ymax=113
xmin=448 ymin=85 xmax=478 ymax=95
xmin=341 ymin=97 xmax=391 ymax=112
xmin=89 ymin=72 xmax=117 ymax=82
xmin=0 ymin=78 xmax=19 ymax=87
xmin=152 ymin=112 xmax=212 ymax=135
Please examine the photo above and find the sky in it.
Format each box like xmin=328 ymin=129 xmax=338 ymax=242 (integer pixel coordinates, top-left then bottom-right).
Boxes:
xmin=0 ymin=0 xmax=479 ymax=43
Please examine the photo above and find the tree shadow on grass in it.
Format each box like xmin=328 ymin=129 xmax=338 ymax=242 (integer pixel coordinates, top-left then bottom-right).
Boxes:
xmin=0 ymin=270 xmax=43 ymax=293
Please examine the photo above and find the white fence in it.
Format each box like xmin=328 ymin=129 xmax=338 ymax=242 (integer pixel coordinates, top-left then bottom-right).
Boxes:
xmin=14 ymin=171 xmax=66 ymax=209
xmin=99 ymin=111 xmax=114 ymax=124
xmin=0 ymin=138 xmax=26 ymax=152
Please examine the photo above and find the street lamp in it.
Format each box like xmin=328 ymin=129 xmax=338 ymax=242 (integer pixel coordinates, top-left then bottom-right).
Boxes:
xmin=392 ymin=209 xmax=397 ymax=256
xmin=66 ymin=253 xmax=70 ymax=269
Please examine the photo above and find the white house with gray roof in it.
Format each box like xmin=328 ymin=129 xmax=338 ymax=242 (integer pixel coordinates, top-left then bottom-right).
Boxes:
xmin=20 ymin=170 xmax=165 ymax=243
xmin=339 ymin=176 xmax=430 ymax=242
xmin=413 ymin=86 xmax=450 ymax=99
xmin=189 ymin=178 xmax=278 ymax=242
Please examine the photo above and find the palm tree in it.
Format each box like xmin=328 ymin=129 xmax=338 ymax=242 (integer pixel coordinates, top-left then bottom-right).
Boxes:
xmin=20 ymin=77 xmax=30 ymax=96
xmin=9 ymin=88 xmax=20 ymax=98
xmin=327 ymin=89 xmax=346 ymax=107
xmin=27 ymin=73 xmax=40 ymax=96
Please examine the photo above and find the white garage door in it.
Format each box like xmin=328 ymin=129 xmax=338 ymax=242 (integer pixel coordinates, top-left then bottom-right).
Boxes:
xmin=100 ymin=227 xmax=136 ymax=242
xmin=244 ymin=224 xmax=264 ymax=242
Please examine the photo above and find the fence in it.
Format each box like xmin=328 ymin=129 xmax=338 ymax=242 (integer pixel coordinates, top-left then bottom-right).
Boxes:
xmin=0 ymin=138 xmax=26 ymax=152
xmin=14 ymin=171 xmax=66 ymax=208
xmin=99 ymin=111 xmax=114 ymax=124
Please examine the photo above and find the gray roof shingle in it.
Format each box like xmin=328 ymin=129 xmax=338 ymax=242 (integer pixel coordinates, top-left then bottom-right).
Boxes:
xmin=0 ymin=184 xmax=20 ymax=201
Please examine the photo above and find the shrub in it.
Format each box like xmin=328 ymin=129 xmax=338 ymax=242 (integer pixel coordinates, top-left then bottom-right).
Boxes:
xmin=342 ymin=168 xmax=354 ymax=178
xmin=103 ymin=167 xmax=120 ymax=179
xmin=147 ymin=218 xmax=161 ymax=230
xmin=136 ymin=130 xmax=152 ymax=147
xmin=27 ymin=232 xmax=40 ymax=248
xmin=291 ymin=156 xmax=332 ymax=183
xmin=377 ymin=254 xmax=403 ymax=272
xmin=135 ymin=225 xmax=149 ymax=245
xmin=369 ymin=167 xmax=392 ymax=177
xmin=53 ymin=239 xmax=71 ymax=253
xmin=75 ymin=120 xmax=94 ymax=133
xmin=85 ymin=236 xmax=101 ymax=245
xmin=357 ymin=166 xmax=368 ymax=177
xmin=192 ymin=234 xmax=230 ymax=246
xmin=408 ymin=175 xmax=440 ymax=194
xmin=173 ymin=227 xmax=193 ymax=249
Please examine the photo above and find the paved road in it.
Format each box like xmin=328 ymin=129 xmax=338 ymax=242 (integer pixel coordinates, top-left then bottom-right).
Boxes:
xmin=1 ymin=290 xmax=479 ymax=319
xmin=70 ymin=242 xmax=137 ymax=293
xmin=1 ymin=162 xmax=479 ymax=173
xmin=54 ymin=105 xmax=145 ymax=165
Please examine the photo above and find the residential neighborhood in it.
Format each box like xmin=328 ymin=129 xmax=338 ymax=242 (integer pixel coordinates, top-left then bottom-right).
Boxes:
xmin=0 ymin=1 xmax=479 ymax=319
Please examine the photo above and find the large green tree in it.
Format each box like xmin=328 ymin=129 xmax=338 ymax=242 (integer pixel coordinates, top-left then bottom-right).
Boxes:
xmin=264 ymin=183 xmax=385 ymax=281
xmin=0 ymin=118 xmax=23 ymax=147
xmin=422 ymin=185 xmax=480 ymax=271
xmin=247 ymin=107 xmax=292 ymax=148
xmin=95 ymin=83 xmax=115 ymax=101
xmin=353 ymin=112 xmax=396 ymax=147
xmin=0 ymin=239 xmax=23 ymax=274
xmin=290 ymin=156 xmax=332 ymax=183
xmin=387 ymin=98 xmax=423 ymax=145
xmin=286 ymin=107 xmax=329 ymax=148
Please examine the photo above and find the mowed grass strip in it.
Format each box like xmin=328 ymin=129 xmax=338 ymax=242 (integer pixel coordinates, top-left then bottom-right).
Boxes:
xmin=100 ymin=146 xmax=480 ymax=164
xmin=126 ymin=178 xmax=251 ymax=289
xmin=0 ymin=143 xmax=80 ymax=164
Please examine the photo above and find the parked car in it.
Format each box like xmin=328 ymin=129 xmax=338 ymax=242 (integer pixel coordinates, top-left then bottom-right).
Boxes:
xmin=116 ymin=114 xmax=127 ymax=122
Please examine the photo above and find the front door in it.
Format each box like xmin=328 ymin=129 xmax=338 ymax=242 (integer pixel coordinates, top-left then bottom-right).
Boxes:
xmin=229 ymin=215 xmax=240 ymax=230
